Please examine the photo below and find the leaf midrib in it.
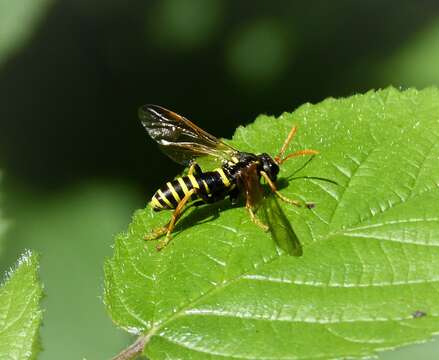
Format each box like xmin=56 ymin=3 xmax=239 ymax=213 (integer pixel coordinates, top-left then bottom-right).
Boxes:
xmin=0 ymin=287 xmax=37 ymax=335
xmin=142 ymin=230 xmax=439 ymax=348
xmin=139 ymin=174 xmax=439 ymax=344
xmin=145 ymin=249 xmax=283 ymax=339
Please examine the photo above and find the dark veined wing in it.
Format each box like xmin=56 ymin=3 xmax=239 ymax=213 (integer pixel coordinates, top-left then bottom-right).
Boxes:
xmin=236 ymin=162 xmax=265 ymax=209
xmin=261 ymin=194 xmax=303 ymax=256
xmin=139 ymin=104 xmax=238 ymax=166
xmin=235 ymin=163 xmax=302 ymax=256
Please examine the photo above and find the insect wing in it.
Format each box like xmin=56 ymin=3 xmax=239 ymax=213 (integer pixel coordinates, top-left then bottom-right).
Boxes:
xmin=236 ymin=162 xmax=264 ymax=208
xmin=236 ymin=163 xmax=302 ymax=257
xmin=261 ymin=194 xmax=302 ymax=256
xmin=139 ymin=104 xmax=237 ymax=166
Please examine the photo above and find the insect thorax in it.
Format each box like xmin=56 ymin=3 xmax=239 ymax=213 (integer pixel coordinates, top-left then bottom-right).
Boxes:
xmin=224 ymin=151 xmax=279 ymax=181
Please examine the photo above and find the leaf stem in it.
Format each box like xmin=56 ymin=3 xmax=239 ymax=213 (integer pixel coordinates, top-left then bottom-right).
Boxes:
xmin=112 ymin=335 xmax=149 ymax=360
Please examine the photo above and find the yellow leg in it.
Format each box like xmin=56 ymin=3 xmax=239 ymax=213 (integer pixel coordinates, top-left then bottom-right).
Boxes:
xmin=247 ymin=205 xmax=269 ymax=231
xmin=144 ymin=188 xmax=196 ymax=251
xmin=260 ymin=171 xmax=301 ymax=207
xmin=144 ymin=225 xmax=168 ymax=241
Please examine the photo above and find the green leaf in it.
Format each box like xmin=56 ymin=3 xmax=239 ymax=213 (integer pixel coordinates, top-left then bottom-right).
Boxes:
xmin=0 ymin=250 xmax=43 ymax=360
xmin=2 ymin=183 xmax=138 ymax=359
xmin=0 ymin=0 xmax=53 ymax=66
xmin=105 ymin=87 xmax=439 ymax=359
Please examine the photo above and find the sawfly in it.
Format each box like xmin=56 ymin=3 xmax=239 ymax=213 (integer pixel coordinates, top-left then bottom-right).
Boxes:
xmin=139 ymin=105 xmax=318 ymax=253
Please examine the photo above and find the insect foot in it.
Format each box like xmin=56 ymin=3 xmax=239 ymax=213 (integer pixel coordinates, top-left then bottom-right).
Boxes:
xmin=144 ymin=227 xmax=167 ymax=241
xmin=156 ymin=235 xmax=173 ymax=251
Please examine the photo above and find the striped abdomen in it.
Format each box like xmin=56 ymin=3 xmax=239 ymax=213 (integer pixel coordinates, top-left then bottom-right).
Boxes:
xmin=150 ymin=168 xmax=232 ymax=211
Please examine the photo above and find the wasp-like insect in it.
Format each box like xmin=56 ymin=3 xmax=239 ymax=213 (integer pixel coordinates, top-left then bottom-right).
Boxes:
xmin=139 ymin=105 xmax=318 ymax=253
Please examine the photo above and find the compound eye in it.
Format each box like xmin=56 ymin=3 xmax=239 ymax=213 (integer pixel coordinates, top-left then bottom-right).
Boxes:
xmin=271 ymin=162 xmax=280 ymax=177
xmin=264 ymin=163 xmax=272 ymax=173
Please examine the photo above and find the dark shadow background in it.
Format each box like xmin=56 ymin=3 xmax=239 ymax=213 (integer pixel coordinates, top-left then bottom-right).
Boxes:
xmin=2 ymin=0 xmax=439 ymax=191
xmin=1 ymin=0 xmax=439 ymax=359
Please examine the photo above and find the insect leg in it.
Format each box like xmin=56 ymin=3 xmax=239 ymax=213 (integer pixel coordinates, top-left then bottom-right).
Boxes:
xmin=155 ymin=188 xmax=196 ymax=251
xmin=246 ymin=202 xmax=269 ymax=231
xmin=260 ymin=171 xmax=302 ymax=206
xmin=144 ymin=224 xmax=168 ymax=241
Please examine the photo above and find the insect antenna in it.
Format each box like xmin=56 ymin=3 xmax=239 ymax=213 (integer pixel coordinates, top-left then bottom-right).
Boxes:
xmin=273 ymin=127 xmax=338 ymax=185
xmin=274 ymin=125 xmax=297 ymax=163
xmin=274 ymin=125 xmax=319 ymax=165
xmin=277 ymin=149 xmax=320 ymax=164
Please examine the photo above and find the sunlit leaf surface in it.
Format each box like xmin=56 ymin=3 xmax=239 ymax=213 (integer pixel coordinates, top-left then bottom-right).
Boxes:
xmin=105 ymin=88 xmax=439 ymax=359
xmin=2 ymin=183 xmax=139 ymax=360
xmin=0 ymin=251 xmax=43 ymax=360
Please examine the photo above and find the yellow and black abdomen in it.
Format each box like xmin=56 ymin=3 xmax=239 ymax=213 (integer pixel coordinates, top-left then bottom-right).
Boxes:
xmin=150 ymin=168 xmax=232 ymax=211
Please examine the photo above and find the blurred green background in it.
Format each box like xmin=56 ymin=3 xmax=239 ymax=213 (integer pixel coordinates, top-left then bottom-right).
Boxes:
xmin=0 ymin=0 xmax=439 ymax=359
